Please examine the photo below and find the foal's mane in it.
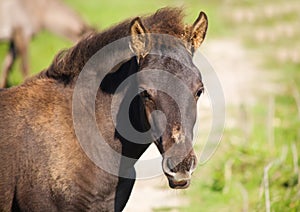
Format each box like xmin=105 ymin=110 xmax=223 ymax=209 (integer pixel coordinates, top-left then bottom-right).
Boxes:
xmin=42 ymin=7 xmax=186 ymax=84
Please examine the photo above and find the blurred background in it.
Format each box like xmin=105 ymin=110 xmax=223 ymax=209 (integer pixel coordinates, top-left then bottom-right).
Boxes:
xmin=0 ymin=0 xmax=299 ymax=211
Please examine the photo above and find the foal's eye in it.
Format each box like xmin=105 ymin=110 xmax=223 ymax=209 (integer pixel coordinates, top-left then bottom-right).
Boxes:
xmin=143 ymin=91 xmax=151 ymax=99
xmin=196 ymin=87 xmax=204 ymax=98
xmin=140 ymin=90 xmax=151 ymax=100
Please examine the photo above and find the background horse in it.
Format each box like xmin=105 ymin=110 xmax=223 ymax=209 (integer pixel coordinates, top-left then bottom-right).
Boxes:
xmin=0 ymin=0 xmax=93 ymax=88
xmin=0 ymin=7 xmax=208 ymax=211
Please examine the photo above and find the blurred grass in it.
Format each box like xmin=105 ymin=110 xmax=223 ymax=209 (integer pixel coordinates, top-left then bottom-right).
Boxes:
xmin=182 ymin=0 xmax=300 ymax=211
xmin=0 ymin=0 xmax=228 ymax=86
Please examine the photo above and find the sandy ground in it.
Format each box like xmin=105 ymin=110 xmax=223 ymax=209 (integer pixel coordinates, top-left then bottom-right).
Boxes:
xmin=124 ymin=38 xmax=274 ymax=211
xmin=123 ymin=144 xmax=186 ymax=212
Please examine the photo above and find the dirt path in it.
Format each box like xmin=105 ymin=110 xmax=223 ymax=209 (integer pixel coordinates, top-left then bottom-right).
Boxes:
xmin=124 ymin=38 xmax=272 ymax=211
xmin=124 ymin=144 xmax=187 ymax=212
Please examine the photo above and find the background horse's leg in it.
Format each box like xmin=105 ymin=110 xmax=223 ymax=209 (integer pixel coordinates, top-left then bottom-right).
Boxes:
xmin=0 ymin=41 xmax=16 ymax=88
xmin=19 ymin=40 xmax=29 ymax=80
xmin=13 ymin=27 xmax=29 ymax=80
xmin=0 ymin=27 xmax=29 ymax=88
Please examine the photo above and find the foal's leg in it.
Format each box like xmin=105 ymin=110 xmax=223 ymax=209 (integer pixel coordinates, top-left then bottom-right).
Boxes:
xmin=114 ymin=168 xmax=136 ymax=211
xmin=0 ymin=42 xmax=16 ymax=88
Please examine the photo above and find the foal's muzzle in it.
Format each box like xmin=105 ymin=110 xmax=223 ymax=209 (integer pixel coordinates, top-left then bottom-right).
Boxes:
xmin=162 ymin=155 xmax=197 ymax=189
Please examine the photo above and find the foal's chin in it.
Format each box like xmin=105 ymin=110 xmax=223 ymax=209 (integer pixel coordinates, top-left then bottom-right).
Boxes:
xmin=164 ymin=172 xmax=192 ymax=189
xmin=167 ymin=176 xmax=191 ymax=189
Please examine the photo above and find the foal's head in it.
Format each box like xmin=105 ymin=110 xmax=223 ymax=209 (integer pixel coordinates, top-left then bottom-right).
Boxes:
xmin=129 ymin=11 xmax=208 ymax=189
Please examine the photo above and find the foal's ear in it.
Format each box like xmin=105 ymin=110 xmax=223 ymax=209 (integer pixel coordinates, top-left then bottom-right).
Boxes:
xmin=129 ymin=17 xmax=151 ymax=62
xmin=188 ymin=11 xmax=208 ymax=54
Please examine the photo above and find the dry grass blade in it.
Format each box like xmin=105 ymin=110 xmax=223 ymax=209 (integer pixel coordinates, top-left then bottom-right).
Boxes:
xmin=264 ymin=162 xmax=274 ymax=212
xmin=292 ymin=81 xmax=300 ymax=120
xmin=291 ymin=143 xmax=299 ymax=186
xmin=223 ymin=159 xmax=234 ymax=194
xmin=237 ymin=182 xmax=249 ymax=212
xmin=267 ymin=96 xmax=275 ymax=147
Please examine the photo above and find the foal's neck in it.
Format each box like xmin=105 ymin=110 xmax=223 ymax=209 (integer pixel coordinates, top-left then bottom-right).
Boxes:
xmin=100 ymin=58 xmax=152 ymax=166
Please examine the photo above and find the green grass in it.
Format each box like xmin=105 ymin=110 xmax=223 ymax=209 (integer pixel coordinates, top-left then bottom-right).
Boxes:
xmin=182 ymin=0 xmax=300 ymax=211
xmin=67 ymin=0 xmax=229 ymax=37
xmin=184 ymin=99 xmax=300 ymax=211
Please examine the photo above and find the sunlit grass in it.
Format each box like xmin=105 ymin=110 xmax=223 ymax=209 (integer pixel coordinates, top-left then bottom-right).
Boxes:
xmin=182 ymin=0 xmax=300 ymax=211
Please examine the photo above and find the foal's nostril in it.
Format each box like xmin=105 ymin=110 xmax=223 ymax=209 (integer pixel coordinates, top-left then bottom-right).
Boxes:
xmin=162 ymin=158 xmax=176 ymax=177
xmin=189 ymin=156 xmax=197 ymax=173
xmin=167 ymin=158 xmax=177 ymax=172
xmin=162 ymin=157 xmax=181 ymax=175
xmin=163 ymin=156 xmax=198 ymax=177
